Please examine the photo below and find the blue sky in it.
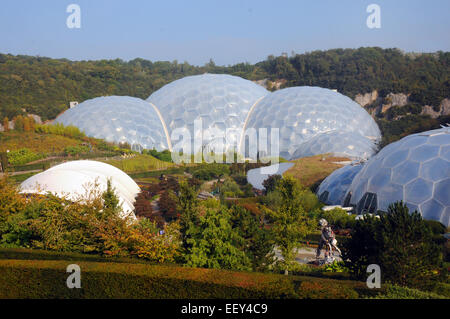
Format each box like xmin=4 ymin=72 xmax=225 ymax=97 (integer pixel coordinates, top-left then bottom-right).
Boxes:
xmin=0 ymin=0 xmax=448 ymax=65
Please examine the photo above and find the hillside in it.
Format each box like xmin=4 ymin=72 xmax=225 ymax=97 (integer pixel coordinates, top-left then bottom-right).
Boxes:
xmin=0 ymin=47 xmax=448 ymax=146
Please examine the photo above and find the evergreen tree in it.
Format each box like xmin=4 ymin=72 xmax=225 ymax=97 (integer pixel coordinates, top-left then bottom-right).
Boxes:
xmin=342 ymin=201 xmax=443 ymax=290
xmin=102 ymin=179 xmax=120 ymax=216
xmin=178 ymin=181 xmax=199 ymax=251
xmin=185 ymin=207 xmax=251 ymax=271
xmin=230 ymin=205 xmax=275 ymax=271
xmin=267 ymin=177 xmax=315 ymax=274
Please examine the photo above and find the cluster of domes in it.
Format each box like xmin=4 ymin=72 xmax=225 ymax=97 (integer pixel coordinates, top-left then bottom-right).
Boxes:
xmin=55 ymin=74 xmax=380 ymax=161
xmin=317 ymin=127 xmax=450 ymax=226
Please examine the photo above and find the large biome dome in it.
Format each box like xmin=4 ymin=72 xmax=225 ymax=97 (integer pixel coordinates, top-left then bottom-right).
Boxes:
xmin=346 ymin=127 xmax=450 ymax=226
xmin=147 ymin=74 xmax=269 ymax=154
xmin=55 ymin=96 xmax=170 ymax=151
xmin=242 ymin=86 xmax=381 ymax=160
xmin=317 ymin=164 xmax=363 ymax=205
xmin=20 ymin=160 xmax=140 ymax=218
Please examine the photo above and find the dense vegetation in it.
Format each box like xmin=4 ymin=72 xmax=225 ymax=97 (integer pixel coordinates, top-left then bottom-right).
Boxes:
xmin=1 ymin=48 xmax=448 ymax=122
xmin=342 ymin=202 xmax=447 ymax=292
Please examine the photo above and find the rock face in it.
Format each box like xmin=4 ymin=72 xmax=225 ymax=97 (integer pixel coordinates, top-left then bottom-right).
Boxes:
xmin=421 ymin=98 xmax=450 ymax=118
xmin=380 ymin=93 xmax=409 ymax=113
xmin=355 ymin=90 xmax=378 ymax=107
xmin=385 ymin=93 xmax=409 ymax=107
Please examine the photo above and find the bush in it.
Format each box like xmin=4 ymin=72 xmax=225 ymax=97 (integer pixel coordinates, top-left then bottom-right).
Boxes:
xmin=190 ymin=164 xmax=230 ymax=180
xmin=316 ymin=208 xmax=356 ymax=229
xmin=64 ymin=145 xmax=90 ymax=156
xmin=35 ymin=123 xmax=86 ymax=140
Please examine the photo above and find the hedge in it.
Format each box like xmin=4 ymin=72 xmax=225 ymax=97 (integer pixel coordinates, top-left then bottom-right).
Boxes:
xmin=0 ymin=258 xmax=374 ymax=299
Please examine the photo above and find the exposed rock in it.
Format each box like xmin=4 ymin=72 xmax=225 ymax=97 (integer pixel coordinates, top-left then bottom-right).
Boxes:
xmin=355 ymin=90 xmax=378 ymax=107
xmin=421 ymin=98 xmax=450 ymax=118
xmin=385 ymin=93 xmax=409 ymax=107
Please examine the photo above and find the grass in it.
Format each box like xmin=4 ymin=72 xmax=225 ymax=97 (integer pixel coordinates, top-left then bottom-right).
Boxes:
xmin=284 ymin=154 xmax=351 ymax=190
xmin=101 ymin=154 xmax=174 ymax=173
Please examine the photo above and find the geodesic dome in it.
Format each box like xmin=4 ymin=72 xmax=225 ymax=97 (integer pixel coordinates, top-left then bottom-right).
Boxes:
xmin=346 ymin=127 xmax=450 ymax=226
xmin=19 ymin=160 xmax=140 ymax=218
xmin=55 ymin=96 xmax=170 ymax=151
xmin=147 ymin=74 xmax=268 ymax=154
xmin=317 ymin=164 xmax=363 ymax=205
xmin=242 ymin=86 xmax=381 ymax=160
xmin=292 ymin=130 xmax=377 ymax=160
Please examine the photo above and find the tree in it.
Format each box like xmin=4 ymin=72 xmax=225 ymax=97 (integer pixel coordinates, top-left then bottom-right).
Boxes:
xmin=185 ymin=208 xmax=251 ymax=271
xmin=178 ymin=181 xmax=199 ymax=251
xmin=102 ymin=179 xmax=120 ymax=216
xmin=13 ymin=115 xmax=24 ymax=131
xmin=342 ymin=201 xmax=443 ymax=290
xmin=267 ymin=177 xmax=315 ymax=274
xmin=262 ymin=174 xmax=282 ymax=194
xmin=230 ymin=205 xmax=275 ymax=271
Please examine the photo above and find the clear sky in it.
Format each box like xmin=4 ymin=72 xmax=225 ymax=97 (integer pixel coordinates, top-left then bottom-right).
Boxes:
xmin=0 ymin=0 xmax=448 ymax=65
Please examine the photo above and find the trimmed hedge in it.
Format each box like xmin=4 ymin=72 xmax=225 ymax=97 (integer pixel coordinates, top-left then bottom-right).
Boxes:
xmin=0 ymin=258 xmax=374 ymax=299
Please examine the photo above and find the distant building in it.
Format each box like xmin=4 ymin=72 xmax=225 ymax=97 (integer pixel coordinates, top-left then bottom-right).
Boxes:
xmin=69 ymin=101 xmax=79 ymax=109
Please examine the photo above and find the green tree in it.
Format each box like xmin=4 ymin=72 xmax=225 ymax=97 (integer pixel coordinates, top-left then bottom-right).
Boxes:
xmin=13 ymin=115 xmax=24 ymax=132
xmin=102 ymin=179 xmax=120 ymax=216
xmin=342 ymin=201 xmax=443 ymax=290
xmin=185 ymin=208 xmax=251 ymax=271
xmin=178 ymin=181 xmax=199 ymax=251
xmin=230 ymin=205 xmax=275 ymax=271
xmin=267 ymin=177 xmax=315 ymax=274
xmin=262 ymin=174 xmax=282 ymax=194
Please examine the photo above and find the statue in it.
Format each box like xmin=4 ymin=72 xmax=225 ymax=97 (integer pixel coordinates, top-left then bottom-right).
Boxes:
xmin=316 ymin=218 xmax=341 ymax=264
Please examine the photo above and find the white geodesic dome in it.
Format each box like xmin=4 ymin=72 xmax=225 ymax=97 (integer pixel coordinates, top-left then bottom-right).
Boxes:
xmin=292 ymin=130 xmax=377 ymax=161
xmin=317 ymin=164 xmax=363 ymax=205
xmin=346 ymin=127 xmax=450 ymax=226
xmin=19 ymin=160 xmax=140 ymax=218
xmin=147 ymin=74 xmax=269 ymax=154
xmin=55 ymin=96 xmax=170 ymax=151
xmin=242 ymin=86 xmax=381 ymax=160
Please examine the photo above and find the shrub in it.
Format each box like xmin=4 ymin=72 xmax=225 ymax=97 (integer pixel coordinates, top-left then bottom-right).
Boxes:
xmin=316 ymin=207 xmax=356 ymax=229
xmin=64 ymin=145 xmax=90 ymax=156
